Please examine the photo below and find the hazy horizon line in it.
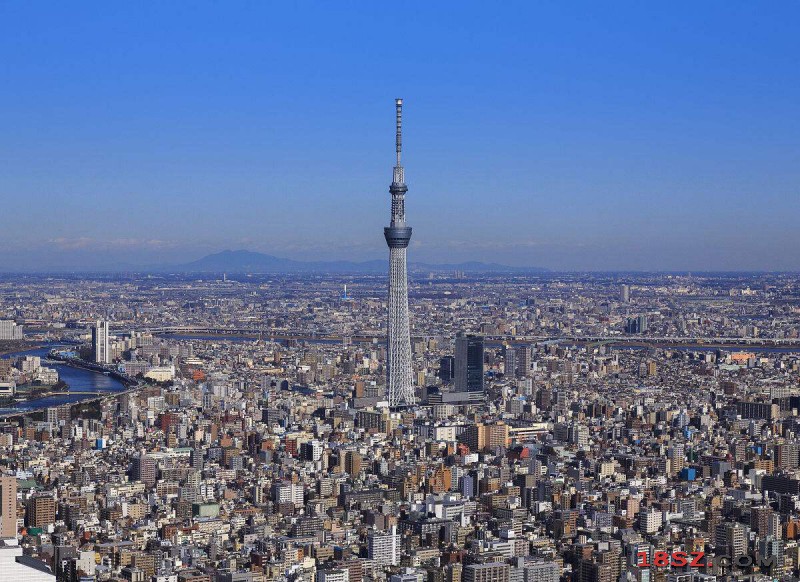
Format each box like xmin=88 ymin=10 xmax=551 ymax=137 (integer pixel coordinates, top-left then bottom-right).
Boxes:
xmin=0 ymin=248 xmax=796 ymax=275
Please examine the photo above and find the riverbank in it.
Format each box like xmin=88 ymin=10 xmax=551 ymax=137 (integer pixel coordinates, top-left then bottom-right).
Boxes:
xmin=0 ymin=340 xmax=41 ymax=357
xmin=0 ymin=346 xmax=130 ymax=418
xmin=47 ymin=351 xmax=139 ymax=387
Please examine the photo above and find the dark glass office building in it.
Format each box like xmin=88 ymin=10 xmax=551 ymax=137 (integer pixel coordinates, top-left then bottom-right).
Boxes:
xmin=439 ymin=356 xmax=455 ymax=383
xmin=455 ymin=332 xmax=484 ymax=393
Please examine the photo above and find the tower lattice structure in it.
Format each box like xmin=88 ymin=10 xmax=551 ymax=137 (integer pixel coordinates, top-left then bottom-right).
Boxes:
xmin=383 ymin=98 xmax=416 ymax=407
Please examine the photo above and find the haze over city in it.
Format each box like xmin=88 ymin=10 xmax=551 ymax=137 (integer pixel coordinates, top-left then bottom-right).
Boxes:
xmin=2 ymin=2 xmax=799 ymax=272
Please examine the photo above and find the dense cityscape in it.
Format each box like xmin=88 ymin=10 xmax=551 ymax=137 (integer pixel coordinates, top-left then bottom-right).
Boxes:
xmin=2 ymin=4 xmax=798 ymax=580
xmin=1 ymin=268 xmax=800 ymax=582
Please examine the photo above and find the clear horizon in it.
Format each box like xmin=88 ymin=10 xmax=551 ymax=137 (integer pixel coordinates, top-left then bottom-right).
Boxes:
xmin=1 ymin=2 xmax=799 ymax=271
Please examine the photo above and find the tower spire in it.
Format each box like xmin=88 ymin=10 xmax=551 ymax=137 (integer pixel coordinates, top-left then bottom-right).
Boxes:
xmin=395 ymin=98 xmax=403 ymax=166
xmin=392 ymin=99 xmax=406 ymax=193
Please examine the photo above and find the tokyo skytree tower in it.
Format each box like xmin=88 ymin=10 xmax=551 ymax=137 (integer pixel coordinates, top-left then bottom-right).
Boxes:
xmin=383 ymin=98 xmax=416 ymax=407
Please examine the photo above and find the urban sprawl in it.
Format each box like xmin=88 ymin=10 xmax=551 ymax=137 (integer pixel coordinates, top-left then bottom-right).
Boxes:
xmin=1 ymin=272 xmax=800 ymax=582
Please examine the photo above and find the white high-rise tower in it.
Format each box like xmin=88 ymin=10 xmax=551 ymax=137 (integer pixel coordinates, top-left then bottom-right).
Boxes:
xmin=384 ymin=99 xmax=415 ymax=407
xmin=92 ymin=319 xmax=110 ymax=364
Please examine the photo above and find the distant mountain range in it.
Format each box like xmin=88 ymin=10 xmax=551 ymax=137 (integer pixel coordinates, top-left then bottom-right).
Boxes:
xmin=163 ymin=250 xmax=548 ymax=274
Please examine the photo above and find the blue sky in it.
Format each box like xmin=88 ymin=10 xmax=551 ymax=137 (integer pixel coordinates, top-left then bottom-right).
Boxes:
xmin=1 ymin=2 xmax=798 ymax=271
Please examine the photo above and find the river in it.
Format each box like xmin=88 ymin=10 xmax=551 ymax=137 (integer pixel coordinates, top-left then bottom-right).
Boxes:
xmin=0 ymin=346 xmax=126 ymax=416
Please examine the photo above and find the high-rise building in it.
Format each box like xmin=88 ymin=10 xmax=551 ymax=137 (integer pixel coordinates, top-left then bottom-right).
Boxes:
xmin=0 ymin=475 xmax=17 ymax=538
xmin=367 ymin=526 xmax=400 ymax=567
xmin=318 ymin=570 xmax=350 ymax=582
xmin=455 ymin=332 xmax=484 ymax=393
xmin=132 ymin=453 xmax=156 ymax=487
xmin=577 ymin=560 xmax=613 ymax=582
xmin=460 ymin=422 xmax=508 ymax=453
xmin=463 ymin=563 xmax=510 ymax=582
xmin=485 ymin=423 xmax=509 ymax=451
xmin=515 ymin=345 xmax=532 ymax=379
xmin=384 ymin=99 xmax=415 ymax=408
xmin=638 ymin=509 xmax=661 ymax=534
xmin=271 ymin=482 xmax=304 ymax=506
xmin=758 ymin=536 xmax=785 ymax=575
xmin=714 ymin=522 xmax=746 ymax=559
xmin=92 ymin=319 xmax=110 ymax=364
xmin=620 ymin=284 xmax=631 ymax=303
xmin=751 ymin=505 xmax=778 ymax=536
xmin=524 ymin=561 xmax=559 ymax=582
xmin=637 ymin=315 xmax=648 ymax=333
xmin=668 ymin=443 xmax=685 ymax=475
xmin=25 ymin=495 xmax=55 ymax=528
xmin=438 ymin=356 xmax=455 ymax=383
xmin=503 ymin=345 xmax=516 ymax=378
xmin=624 ymin=316 xmax=648 ymax=334
xmin=0 ymin=321 xmax=23 ymax=341
xmin=300 ymin=440 xmax=324 ymax=462
xmin=190 ymin=447 xmax=204 ymax=472
xmin=344 ymin=451 xmax=363 ymax=476
xmin=46 ymin=406 xmax=70 ymax=428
